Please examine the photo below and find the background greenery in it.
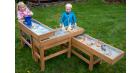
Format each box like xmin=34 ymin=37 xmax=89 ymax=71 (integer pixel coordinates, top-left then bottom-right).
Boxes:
xmin=15 ymin=0 xmax=126 ymax=73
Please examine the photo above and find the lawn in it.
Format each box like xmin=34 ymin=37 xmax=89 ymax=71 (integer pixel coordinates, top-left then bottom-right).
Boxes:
xmin=15 ymin=0 xmax=126 ymax=73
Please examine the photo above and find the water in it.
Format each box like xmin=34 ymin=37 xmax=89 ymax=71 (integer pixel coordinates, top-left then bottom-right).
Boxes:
xmin=75 ymin=34 xmax=122 ymax=59
xmin=30 ymin=20 xmax=51 ymax=35
xmin=54 ymin=29 xmax=68 ymax=36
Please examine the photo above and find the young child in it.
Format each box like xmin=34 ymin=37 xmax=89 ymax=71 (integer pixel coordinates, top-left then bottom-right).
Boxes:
xmin=60 ymin=3 xmax=77 ymax=30
xmin=17 ymin=1 xmax=33 ymax=20
xmin=17 ymin=2 xmax=33 ymax=44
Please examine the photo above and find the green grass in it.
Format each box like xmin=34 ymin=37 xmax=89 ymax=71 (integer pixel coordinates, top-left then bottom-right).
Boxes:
xmin=15 ymin=0 xmax=126 ymax=73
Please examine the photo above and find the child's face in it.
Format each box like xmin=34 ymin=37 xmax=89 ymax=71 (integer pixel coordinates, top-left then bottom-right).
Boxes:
xmin=65 ymin=7 xmax=71 ymax=13
xmin=19 ymin=5 xmax=26 ymax=12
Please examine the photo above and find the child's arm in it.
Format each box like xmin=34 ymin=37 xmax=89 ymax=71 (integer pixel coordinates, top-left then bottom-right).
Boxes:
xmin=28 ymin=8 xmax=33 ymax=16
xmin=24 ymin=8 xmax=33 ymax=16
xmin=72 ymin=12 xmax=77 ymax=24
xmin=73 ymin=13 xmax=77 ymax=26
xmin=60 ymin=13 xmax=65 ymax=27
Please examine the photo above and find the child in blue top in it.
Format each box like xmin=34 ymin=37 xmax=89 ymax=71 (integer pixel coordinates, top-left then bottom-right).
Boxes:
xmin=60 ymin=3 xmax=77 ymax=30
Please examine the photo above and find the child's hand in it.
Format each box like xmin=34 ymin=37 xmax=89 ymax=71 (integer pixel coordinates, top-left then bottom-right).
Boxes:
xmin=62 ymin=25 xmax=66 ymax=31
xmin=60 ymin=23 xmax=62 ymax=28
xmin=30 ymin=11 xmax=33 ymax=16
xmin=68 ymin=25 xmax=72 ymax=30
xmin=75 ymin=23 xmax=77 ymax=26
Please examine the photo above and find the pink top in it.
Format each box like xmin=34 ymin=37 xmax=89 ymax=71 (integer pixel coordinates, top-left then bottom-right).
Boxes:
xmin=17 ymin=8 xmax=31 ymax=20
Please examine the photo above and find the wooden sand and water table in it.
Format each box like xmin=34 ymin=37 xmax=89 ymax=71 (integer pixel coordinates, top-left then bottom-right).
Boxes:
xmin=72 ymin=34 xmax=124 ymax=71
xmin=18 ymin=19 xmax=124 ymax=71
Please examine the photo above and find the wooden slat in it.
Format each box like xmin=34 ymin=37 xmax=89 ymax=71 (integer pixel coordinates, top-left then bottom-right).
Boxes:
xmin=93 ymin=58 xmax=101 ymax=64
xmin=67 ymin=39 xmax=71 ymax=58
xmin=45 ymin=49 xmax=68 ymax=60
xmin=89 ymin=55 xmax=94 ymax=71
xmin=72 ymin=49 xmax=89 ymax=64
xmin=44 ymin=39 xmax=69 ymax=50
xmin=72 ymin=40 xmax=91 ymax=56
xmin=111 ymin=53 xmax=124 ymax=64
xmin=40 ymin=47 xmax=45 ymax=71
xmin=68 ymin=27 xmax=84 ymax=37
xmin=21 ymin=36 xmax=32 ymax=48
xmin=34 ymin=52 xmax=40 ymax=59
xmin=41 ymin=34 xmax=70 ymax=46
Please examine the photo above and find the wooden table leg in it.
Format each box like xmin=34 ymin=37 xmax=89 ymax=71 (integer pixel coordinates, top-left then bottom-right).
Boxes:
xmin=67 ymin=39 xmax=71 ymax=58
xmin=32 ymin=38 xmax=39 ymax=62
xmin=40 ymin=47 xmax=45 ymax=71
xmin=33 ymin=47 xmax=39 ymax=62
xmin=89 ymin=55 xmax=94 ymax=71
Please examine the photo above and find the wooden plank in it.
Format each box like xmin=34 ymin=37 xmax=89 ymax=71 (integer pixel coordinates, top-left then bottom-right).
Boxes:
xmin=44 ymin=39 xmax=69 ymax=50
xmin=41 ymin=33 xmax=70 ymax=45
xmin=67 ymin=39 xmax=71 ymax=58
xmin=45 ymin=49 xmax=68 ymax=60
xmin=72 ymin=38 xmax=93 ymax=55
xmin=111 ymin=52 xmax=124 ymax=64
xmin=72 ymin=49 xmax=90 ymax=64
xmin=72 ymin=39 xmax=91 ymax=56
xmin=34 ymin=52 xmax=40 ymax=59
xmin=32 ymin=44 xmax=39 ymax=62
xmin=93 ymin=58 xmax=101 ymax=64
xmin=68 ymin=27 xmax=84 ymax=37
xmin=21 ymin=36 xmax=32 ymax=48
xmin=40 ymin=47 xmax=45 ymax=71
xmin=41 ymin=35 xmax=70 ymax=50
xmin=89 ymin=55 xmax=94 ymax=71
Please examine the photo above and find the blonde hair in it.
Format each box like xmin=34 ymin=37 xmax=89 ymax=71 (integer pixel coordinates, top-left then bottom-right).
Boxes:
xmin=65 ymin=3 xmax=72 ymax=8
xmin=16 ymin=1 xmax=27 ymax=11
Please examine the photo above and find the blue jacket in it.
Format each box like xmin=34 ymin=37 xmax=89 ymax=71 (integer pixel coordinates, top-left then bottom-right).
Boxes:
xmin=60 ymin=11 xmax=77 ymax=27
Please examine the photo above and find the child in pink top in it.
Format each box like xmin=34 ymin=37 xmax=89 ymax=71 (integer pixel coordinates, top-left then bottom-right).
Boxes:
xmin=17 ymin=2 xmax=33 ymax=20
xmin=17 ymin=2 xmax=33 ymax=45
